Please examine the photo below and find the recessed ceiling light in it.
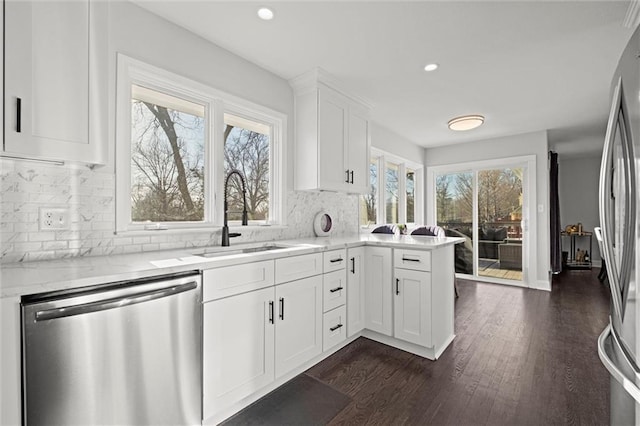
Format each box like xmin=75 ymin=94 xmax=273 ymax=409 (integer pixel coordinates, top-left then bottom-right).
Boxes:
xmin=448 ymin=115 xmax=485 ymax=131
xmin=257 ymin=7 xmax=274 ymax=20
xmin=424 ymin=63 xmax=439 ymax=72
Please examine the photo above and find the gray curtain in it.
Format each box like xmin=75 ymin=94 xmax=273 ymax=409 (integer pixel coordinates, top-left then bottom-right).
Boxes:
xmin=550 ymin=151 xmax=562 ymax=273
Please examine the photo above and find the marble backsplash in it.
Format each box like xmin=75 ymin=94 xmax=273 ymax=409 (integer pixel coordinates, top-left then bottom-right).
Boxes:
xmin=0 ymin=159 xmax=360 ymax=263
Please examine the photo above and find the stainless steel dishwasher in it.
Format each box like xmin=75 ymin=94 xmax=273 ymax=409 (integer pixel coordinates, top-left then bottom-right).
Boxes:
xmin=21 ymin=271 xmax=202 ymax=425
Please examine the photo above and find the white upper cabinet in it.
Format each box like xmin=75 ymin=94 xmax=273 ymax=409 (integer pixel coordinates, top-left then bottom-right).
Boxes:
xmin=290 ymin=69 xmax=371 ymax=194
xmin=3 ymin=0 xmax=107 ymax=165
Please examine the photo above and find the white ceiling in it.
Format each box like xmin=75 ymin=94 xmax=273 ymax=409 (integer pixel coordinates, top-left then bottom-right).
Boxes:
xmin=133 ymin=1 xmax=635 ymax=153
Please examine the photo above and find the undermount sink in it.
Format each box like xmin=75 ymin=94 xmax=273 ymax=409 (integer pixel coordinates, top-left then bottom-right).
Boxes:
xmin=194 ymin=244 xmax=290 ymax=258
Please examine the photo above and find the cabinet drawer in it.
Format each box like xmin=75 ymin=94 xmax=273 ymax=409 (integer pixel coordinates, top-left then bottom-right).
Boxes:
xmin=275 ymin=253 xmax=323 ymax=284
xmin=394 ymin=249 xmax=431 ymax=272
xmin=323 ymin=249 xmax=347 ymax=273
xmin=203 ymin=260 xmax=274 ymax=302
xmin=322 ymin=269 xmax=346 ymax=312
xmin=323 ymin=305 xmax=347 ymax=351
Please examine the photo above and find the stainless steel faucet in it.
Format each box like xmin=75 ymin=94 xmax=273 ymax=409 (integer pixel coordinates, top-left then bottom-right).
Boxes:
xmin=222 ymin=169 xmax=248 ymax=246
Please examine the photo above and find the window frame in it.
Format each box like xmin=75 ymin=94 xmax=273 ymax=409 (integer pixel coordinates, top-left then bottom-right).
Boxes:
xmin=361 ymin=148 xmax=423 ymax=228
xmin=115 ymin=54 xmax=285 ymax=233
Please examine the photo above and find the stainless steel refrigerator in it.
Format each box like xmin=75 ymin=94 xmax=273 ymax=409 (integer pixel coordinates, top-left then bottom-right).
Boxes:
xmin=596 ymin=23 xmax=640 ymax=426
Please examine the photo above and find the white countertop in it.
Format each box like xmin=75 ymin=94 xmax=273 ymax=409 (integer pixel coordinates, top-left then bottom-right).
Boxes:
xmin=0 ymin=234 xmax=463 ymax=298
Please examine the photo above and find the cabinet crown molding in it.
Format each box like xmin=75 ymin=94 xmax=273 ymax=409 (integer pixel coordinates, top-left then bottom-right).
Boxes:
xmin=289 ymin=67 xmax=374 ymax=111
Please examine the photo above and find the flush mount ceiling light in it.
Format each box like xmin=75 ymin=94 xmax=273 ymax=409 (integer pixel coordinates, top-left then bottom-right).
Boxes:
xmin=257 ymin=7 xmax=274 ymax=20
xmin=447 ymin=115 xmax=485 ymax=131
xmin=424 ymin=63 xmax=439 ymax=72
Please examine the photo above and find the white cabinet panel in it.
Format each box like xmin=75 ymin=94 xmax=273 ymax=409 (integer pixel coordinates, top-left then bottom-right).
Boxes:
xmin=291 ymin=71 xmax=370 ymax=194
xmin=322 ymin=269 xmax=346 ymax=313
xmin=323 ymin=306 xmax=347 ymax=351
xmin=318 ymin=87 xmax=348 ymax=192
xmin=4 ymin=0 xmax=107 ymax=164
xmin=323 ymin=249 xmax=347 ymax=273
xmin=394 ymin=268 xmax=432 ymax=347
xmin=394 ymin=248 xmax=432 ymax=272
xmin=275 ymin=276 xmax=323 ymax=377
xmin=347 ymin=107 xmax=369 ymax=193
xmin=203 ymin=260 xmax=274 ymax=302
xmin=203 ymin=287 xmax=275 ymax=419
xmin=275 ymin=253 xmax=322 ymax=284
xmin=347 ymin=246 xmax=366 ymax=337
xmin=364 ymin=246 xmax=392 ymax=336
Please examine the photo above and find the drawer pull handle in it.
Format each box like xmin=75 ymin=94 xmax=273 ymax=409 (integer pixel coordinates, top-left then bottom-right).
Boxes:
xmin=269 ymin=301 xmax=274 ymax=324
xmin=330 ymin=257 xmax=343 ymax=263
xmin=330 ymin=286 xmax=343 ymax=293
xmin=279 ymin=297 xmax=284 ymax=320
xmin=350 ymin=257 xmax=355 ymax=274
xmin=350 ymin=170 xmax=354 ymax=184
xmin=345 ymin=170 xmax=350 ymax=183
xmin=396 ymin=278 xmax=400 ymax=295
xmin=16 ymin=98 xmax=22 ymax=133
xmin=402 ymin=257 xmax=421 ymax=262
xmin=330 ymin=323 xmax=343 ymax=332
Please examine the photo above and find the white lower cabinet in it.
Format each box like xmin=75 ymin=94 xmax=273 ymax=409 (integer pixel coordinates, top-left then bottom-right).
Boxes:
xmin=274 ymin=275 xmax=323 ymax=378
xmin=203 ymin=287 xmax=275 ymax=420
xmin=364 ymin=246 xmax=393 ymax=336
xmin=393 ymin=268 xmax=432 ymax=346
xmin=323 ymin=305 xmax=347 ymax=351
xmin=347 ymin=246 xmax=366 ymax=337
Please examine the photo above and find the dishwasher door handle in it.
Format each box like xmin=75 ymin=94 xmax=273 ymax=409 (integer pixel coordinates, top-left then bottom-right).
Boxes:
xmin=34 ymin=281 xmax=198 ymax=322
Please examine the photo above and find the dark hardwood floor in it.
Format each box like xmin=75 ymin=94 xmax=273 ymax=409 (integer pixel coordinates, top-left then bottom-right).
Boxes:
xmin=304 ymin=269 xmax=611 ymax=425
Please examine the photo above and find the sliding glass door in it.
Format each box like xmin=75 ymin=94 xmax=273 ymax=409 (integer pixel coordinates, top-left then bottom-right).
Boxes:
xmin=434 ymin=163 xmax=527 ymax=283
xmin=477 ymin=168 xmax=523 ymax=281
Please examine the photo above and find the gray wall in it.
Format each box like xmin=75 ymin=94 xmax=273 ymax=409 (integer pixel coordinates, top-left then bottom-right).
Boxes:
xmin=371 ymin=122 xmax=425 ymax=164
xmin=558 ymin=155 xmax=601 ymax=266
xmin=424 ymin=130 xmax=551 ymax=290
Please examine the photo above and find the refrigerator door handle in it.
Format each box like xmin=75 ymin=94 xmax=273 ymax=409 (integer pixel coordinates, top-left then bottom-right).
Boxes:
xmin=598 ymin=324 xmax=640 ymax=404
xmin=599 ymin=77 xmax=627 ymax=325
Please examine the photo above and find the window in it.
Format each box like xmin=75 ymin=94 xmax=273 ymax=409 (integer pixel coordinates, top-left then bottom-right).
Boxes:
xmin=385 ymin=162 xmax=399 ymax=223
xmin=359 ymin=157 xmax=378 ymax=226
xmin=360 ymin=149 xmax=422 ymax=227
xmin=130 ymin=85 xmax=206 ymax=223
xmin=116 ymin=54 xmax=284 ymax=232
xmin=406 ymin=169 xmax=415 ymax=223
xmin=224 ymin=114 xmax=270 ymax=223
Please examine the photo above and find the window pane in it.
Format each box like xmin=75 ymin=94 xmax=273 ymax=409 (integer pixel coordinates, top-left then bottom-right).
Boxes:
xmin=436 ymin=172 xmax=473 ymax=274
xmin=360 ymin=157 xmax=378 ymax=226
xmin=130 ymin=84 xmax=205 ymax=222
xmin=385 ymin=162 xmax=399 ymax=223
xmin=406 ymin=169 xmax=415 ymax=223
xmin=224 ymin=114 xmax=270 ymax=222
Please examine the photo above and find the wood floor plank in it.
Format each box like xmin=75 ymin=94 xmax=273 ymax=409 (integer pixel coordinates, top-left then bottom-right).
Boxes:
xmin=304 ymin=269 xmax=609 ymax=425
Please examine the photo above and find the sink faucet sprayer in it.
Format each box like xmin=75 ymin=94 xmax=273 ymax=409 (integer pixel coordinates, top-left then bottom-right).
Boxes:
xmin=222 ymin=169 xmax=248 ymax=246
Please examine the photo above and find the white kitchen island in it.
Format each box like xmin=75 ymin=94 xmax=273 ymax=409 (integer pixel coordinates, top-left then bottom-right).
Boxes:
xmin=0 ymin=233 xmax=462 ymax=425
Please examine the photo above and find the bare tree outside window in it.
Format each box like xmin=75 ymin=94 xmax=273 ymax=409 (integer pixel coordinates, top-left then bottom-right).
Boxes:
xmin=406 ymin=169 xmax=415 ymax=223
xmin=223 ymin=117 xmax=270 ymax=222
xmin=360 ymin=159 xmax=378 ymax=226
xmin=130 ymin=86 xmax=205 ymax=223
xmin=385 ymin=162 xmax=399 ymax=223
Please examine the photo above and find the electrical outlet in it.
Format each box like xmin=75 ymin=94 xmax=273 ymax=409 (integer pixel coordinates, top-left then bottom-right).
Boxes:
xmin=39 ymin=208 xmax=69 ymax=230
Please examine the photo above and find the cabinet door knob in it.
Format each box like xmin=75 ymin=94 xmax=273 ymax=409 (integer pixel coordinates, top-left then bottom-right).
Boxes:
xmin=396 ymin=278 xmax=400 ymax=295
